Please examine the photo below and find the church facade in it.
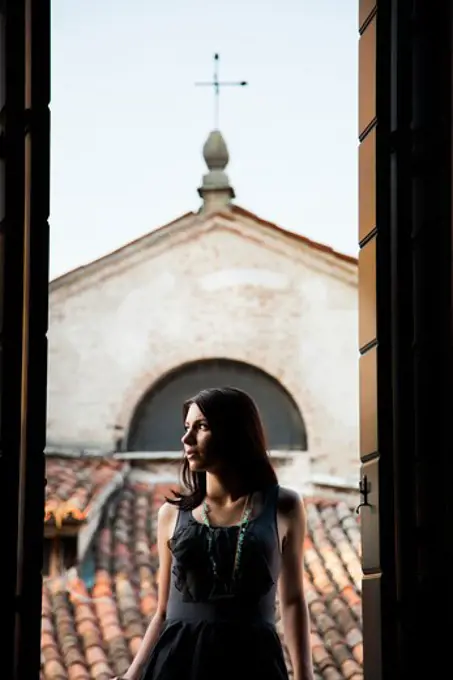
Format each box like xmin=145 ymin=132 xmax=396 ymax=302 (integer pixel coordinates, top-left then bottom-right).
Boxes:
xmin=46 ymin=130 xmax=359 ymax=490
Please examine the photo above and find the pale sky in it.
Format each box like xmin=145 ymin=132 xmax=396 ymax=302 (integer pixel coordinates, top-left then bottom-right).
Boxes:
xmin=50 ymin=0 xmax=358 ymax=280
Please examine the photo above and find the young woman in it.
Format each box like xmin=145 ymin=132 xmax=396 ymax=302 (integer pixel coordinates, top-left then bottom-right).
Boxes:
xmin=115 ymin=387 xmax=314 ymax=680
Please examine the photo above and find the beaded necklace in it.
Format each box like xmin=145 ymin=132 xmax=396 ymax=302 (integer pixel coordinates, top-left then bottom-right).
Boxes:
xmin=201 ymin=494 xmax=252 ymax=589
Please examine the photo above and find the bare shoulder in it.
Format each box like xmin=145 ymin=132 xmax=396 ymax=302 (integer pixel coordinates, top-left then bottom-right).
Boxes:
xmin=157 ymin=501 xmax=179 ymax=544
xmin=157 ymin=501 xmax=179 ymax=525
xmin=277 ymin=486 xmax=306 ymax=519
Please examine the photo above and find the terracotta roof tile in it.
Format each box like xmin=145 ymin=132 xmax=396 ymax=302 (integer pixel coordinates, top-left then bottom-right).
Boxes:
xmin=45 ymin=458 xmax=126 ymax=527
xmin=41 ymin=478 xmax=363 ymax=680
xmin=291 ymin=498 xmax=363 ymax=680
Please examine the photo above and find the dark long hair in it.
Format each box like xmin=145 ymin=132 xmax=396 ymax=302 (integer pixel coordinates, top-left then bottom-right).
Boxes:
xmin=167 ymin=386 xmax=278 ymax=510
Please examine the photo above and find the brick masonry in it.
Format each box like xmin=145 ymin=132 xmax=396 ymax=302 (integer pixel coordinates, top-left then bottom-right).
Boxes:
xmin=47 ymin=206 xmax=359 ymax=483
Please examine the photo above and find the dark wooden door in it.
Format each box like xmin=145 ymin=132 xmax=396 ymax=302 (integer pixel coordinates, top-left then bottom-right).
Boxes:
xmin=358 ymin=2 xmax=453 ymax=679
xmin=0 ymin=1 xmax=50 ymax=678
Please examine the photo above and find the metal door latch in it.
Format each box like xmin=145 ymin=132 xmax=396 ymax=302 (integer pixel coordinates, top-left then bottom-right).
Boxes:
xmin=356 ymin=474 xmax=371 ymax=514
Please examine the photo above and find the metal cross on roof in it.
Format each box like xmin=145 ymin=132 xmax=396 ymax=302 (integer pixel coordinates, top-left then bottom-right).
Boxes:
xmin=195 ymin=53 xmax=248 ymax=129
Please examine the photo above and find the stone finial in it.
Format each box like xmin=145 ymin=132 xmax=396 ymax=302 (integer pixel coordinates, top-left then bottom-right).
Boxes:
xmin=203 ymin=129 xmax=229 ymax=170
xmin=198 ymin=130 xmax=235 ymax=212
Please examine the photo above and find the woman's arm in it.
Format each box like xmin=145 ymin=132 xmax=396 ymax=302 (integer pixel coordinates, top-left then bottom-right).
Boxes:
xmin=278 ymin=490 xmax=314 ymax=680
xmin=120 ymin=501 xmax=177 ymax=680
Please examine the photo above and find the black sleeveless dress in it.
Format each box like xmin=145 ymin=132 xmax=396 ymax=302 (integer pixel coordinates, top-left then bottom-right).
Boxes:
xmin=141 ymin=484 xmax=289 ymax=680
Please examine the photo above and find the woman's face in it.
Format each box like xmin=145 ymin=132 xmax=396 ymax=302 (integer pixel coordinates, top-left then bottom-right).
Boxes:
xmin=181 ymin=402 xmax=215 ymax=472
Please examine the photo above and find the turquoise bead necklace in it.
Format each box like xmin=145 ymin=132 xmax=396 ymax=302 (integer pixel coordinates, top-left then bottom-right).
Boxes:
xmin=201 ymin=494 xmax=252 ymax=589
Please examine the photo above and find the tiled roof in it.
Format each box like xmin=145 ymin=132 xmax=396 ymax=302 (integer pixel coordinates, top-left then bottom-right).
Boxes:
xmin=40 ymin=481 xmax=363 ymax=680
xmin=44 ymin=457 xmax=126 ymax=528
xmin=302 ymin=501 xmax=363 ymax=680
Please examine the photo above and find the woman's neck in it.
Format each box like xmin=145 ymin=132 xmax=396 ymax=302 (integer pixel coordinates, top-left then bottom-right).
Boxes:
xmin=205 ymin=471 xmax=248 ymax=505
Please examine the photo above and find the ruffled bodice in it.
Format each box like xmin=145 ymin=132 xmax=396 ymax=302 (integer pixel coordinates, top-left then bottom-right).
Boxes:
xmin=165 ymin=485 xmax=281 ymax=624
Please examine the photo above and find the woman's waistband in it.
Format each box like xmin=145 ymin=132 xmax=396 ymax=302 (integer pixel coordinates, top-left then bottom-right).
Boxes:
xmin=166 ymin=598 xmax=276 ymax=625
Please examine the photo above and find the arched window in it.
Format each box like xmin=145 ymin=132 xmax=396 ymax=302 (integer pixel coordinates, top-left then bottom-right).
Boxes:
xmin=127 ymin=359 xmax=307 ymax=452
